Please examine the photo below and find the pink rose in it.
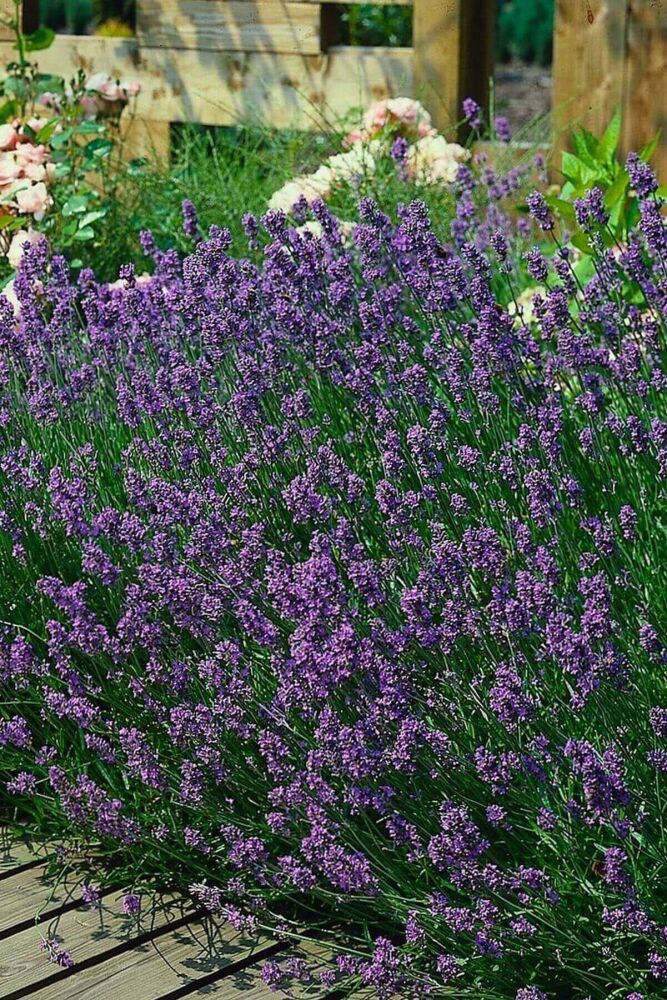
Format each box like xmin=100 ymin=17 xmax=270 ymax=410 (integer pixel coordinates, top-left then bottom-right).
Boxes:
xmin=342 ymin=129 xmax=366 ymax=149
xmin=38 ymin=92 xmax=61 ymax=111
xmin=362 ymin=97 xmax=432 ymax=139
xmin=0 ymin=156 xmax=21 ymax=186
xmin=0 ymin=124 xmax=18 ymax=151
xmin=16 ymin=181 xmax=51 ymax=220
xmin=23 ymin=162 xmax=47 ymax=182
xmin=6 ymin=228 xmax=46 ymax=269
xmin=15 ymin=143 xmax=48 ymax=166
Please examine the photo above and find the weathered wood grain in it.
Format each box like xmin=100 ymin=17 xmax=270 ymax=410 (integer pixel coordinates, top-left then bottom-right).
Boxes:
xmin=552 ymin=0 xmax=628 ymax=149
xmin=0 ymin=864 xmax=80 ymax=933
xmin=136 ymin=0 xmax=322 ymax=56
xmin=413 ymin=0 xmax=495 ymax=133
xmin=24 ymin=918 xmax=277 ymax=999
xmin=623 ymin=0 xmax=667 ymax=182
xmin=0 ymin=893 xmax=191 ymax=996
xmin=0 ymin=36 xmax=413 ymax=130
xmin=0 ymin=831 xmax=41 ymax=874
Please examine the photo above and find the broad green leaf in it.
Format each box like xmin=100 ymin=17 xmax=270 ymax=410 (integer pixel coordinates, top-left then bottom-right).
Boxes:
xmin=84 ymin=137 xmax=113 ymax=159
xmin=639 ymin=131 xmax=660 ymax=163
xmin=49 ymin=127 xmax=73 ymax=149
xmin=545 ymin=195 xmax=577 ymax=224
xmin=79 ymin=210 xmax=107 ymax=228
xmin=571 ymin=130 xmax=598 ymax=168
xmin=603 ymin=170 xmax=629 ymax=209
xmin=73 ymin=120 xmax=105 ymax=135
xmin=62 ymin=195 xmax=90 ymax=216
xmin=599 ymin=109 xmax=622 ymax=162
xmin=560 ymin=151 xmax=587 ymax=185
xmin=0 ymin=99 xmax=18 ymax=124
xmin=73 ymin=226 xmax=95 ymax=241
xmin=571 ymin=231 xmax=594 ymax=256
xmin=36 ymin=120 xmax=59 ymax=144
xmin=23 ymin=27 xmax=55 ymax=52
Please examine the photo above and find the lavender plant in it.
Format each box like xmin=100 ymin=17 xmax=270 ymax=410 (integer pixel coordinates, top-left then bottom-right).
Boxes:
xmin=0 ymin=155 xmax=666 ymax=998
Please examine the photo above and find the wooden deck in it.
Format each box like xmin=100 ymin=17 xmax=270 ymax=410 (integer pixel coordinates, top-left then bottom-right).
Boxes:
xmin=0 ymin=829 xmax=331 ymax=999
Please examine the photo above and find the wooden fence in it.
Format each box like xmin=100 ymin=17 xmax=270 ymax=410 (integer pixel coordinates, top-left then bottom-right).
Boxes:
xmin=0 ymin=1 xmax=665 ymax=177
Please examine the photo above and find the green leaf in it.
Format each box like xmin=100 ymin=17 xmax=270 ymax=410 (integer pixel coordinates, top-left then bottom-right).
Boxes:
xmin=571 ymin=231 xmax=594 ymax=256
xmin=603 ymin=170 xmax=629 ymax=209
xmin=0 ymin=215 xmax=18 ymax=230
xmin=545 ymin=195 xmax=577 ymax=225
xmin=599 ymin=109 xmax=622 ymax=163
xmin=49 ymin=127 xmax=73 ymax=149
xmin=73 ymin=226 xmax=95 ymax=241
xmin=36 ymin=119 xmax=59 ymax=144
xmin=560 ymin=151 xmax=587 ymax=185
xmin=22 ymin=27 xmax=55 ymax=52
xmin=74 ymin=120 xmax=105 ymax=135
xmin=79 ymin=210 xmax=107 ymax=228
xmin=571 ymin=128 xmax=600 ymax=167
xmin=0 ymin=99 xmax=18 ymax=124
xmin=83 ymin=137 xmax=113 ymax=160
xmin=639 ymin=131 xmax=660 ymax=163
xmin=62 ymin=195 xmax=90 ymax=216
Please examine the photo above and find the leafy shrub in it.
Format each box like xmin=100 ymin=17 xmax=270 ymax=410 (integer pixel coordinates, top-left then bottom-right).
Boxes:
xmin=1 ymin=139 xmax=666 ymax=996
xmin=497 ymin=0 xmax=554 ymax=65
xmin=0 ymin=3 xmax=141 ymax=289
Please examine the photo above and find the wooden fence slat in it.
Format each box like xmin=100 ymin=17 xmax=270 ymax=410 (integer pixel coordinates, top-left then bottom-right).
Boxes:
xmin=622 ymin=0 xmax=667 ymax=182
xmin=0 ymin=36 xmax=413 ymax=130
xmin=413 ymin=0 xmax=495 ymax=133
xmin=0 ymin=893 xmax=190 ymax=996
xmin=552 ymin=0 xmax=628 ymax=156
xmin=311 ymin=0 xmax=412 ymax=5
xmin=136 ymin=0 xmax=322 ymax=56
xmin=24 ymin=918 xmax=276 ymax=999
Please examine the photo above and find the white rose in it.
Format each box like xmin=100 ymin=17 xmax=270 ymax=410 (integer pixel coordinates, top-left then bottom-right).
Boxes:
xmin=7 ymin=228 xmax=46 ymax=270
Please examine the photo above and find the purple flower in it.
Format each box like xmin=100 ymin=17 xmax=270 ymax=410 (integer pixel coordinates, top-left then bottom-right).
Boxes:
xmin=526 ymin=191 xmax=554 ymax=231
xmin=494 ymin=115 xmax=512 ymax=143
xmin=626 ymin=151 xmax=658 ymax=198
xmin=40 ymin=937 xmax=74 ymax=968
xmin=81 ymin=883 xmax=101 ymax=906
xmin=121 ymin=893 xmax=140 ymax=915
xmin=462 ymin=97 xmax=483 ymax=129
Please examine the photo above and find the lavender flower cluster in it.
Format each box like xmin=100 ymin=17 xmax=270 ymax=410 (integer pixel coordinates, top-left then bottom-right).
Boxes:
xmin=0 ymin=155 xmax=666 ymax=998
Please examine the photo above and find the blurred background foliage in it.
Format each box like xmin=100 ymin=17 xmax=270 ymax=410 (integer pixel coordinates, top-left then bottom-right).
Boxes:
xmin=36 ymin=0 xmax=555 ymax=65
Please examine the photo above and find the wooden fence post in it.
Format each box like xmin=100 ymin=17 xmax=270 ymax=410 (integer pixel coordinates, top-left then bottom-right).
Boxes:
xmin=622 ymin=0 xmax=667 ymax=182
xmin=413 ymin=0 xmax=495 ymax=135
xmin=553 ymin=1 xmax=667 ymax=181
xmin=130 ymin=0 xmax=171 ymax=166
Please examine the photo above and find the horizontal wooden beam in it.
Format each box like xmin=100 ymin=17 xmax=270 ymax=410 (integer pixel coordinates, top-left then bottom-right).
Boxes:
xmin=0 ymin=36 xmax=412 ymax=129
xmin=136 ymin=0 xmax=322 ymax=55
xmin=309 ymin=0 xmax=412 ymax=5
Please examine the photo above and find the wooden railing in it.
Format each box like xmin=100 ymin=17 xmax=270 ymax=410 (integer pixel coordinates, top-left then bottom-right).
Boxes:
xmin=0 ymin=1 xmax=665 ymax=177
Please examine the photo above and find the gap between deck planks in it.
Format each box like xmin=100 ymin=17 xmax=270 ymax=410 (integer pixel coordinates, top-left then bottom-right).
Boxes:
xmin=0 ymin=829 xmax=332 ymax=998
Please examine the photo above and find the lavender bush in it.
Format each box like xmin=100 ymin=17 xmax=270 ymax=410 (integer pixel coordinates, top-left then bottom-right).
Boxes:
xmin=0 ymin=156 xmax=666 ymax=998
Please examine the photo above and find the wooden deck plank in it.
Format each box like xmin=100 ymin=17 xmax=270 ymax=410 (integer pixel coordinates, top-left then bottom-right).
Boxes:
xmin=209 ymin=940 xmax=332 ymax=999
xmin=0 ymin=865 xmax=80 ymax=933
xmin=24 ymin=918 xmax=277 ymax=999
xmin=0 ymin=833 xmax=40 ymax=873
xmin=0 ymin=893 xmax=192 ymax=996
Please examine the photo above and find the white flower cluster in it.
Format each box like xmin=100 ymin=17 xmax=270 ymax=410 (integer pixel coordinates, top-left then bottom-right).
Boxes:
xmin=268 ymin=98 xmax=470 ymax=216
